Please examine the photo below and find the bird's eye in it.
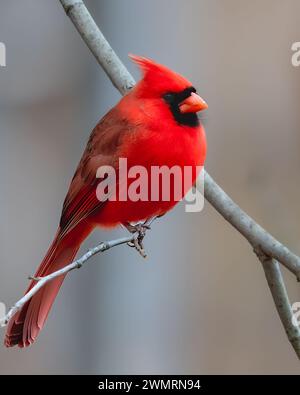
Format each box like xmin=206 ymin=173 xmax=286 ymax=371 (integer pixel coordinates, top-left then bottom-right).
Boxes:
xmin=163 ymin=93 xmax=175 ymax=103
xmin=163 ymin=87 xmax=196 ymax=106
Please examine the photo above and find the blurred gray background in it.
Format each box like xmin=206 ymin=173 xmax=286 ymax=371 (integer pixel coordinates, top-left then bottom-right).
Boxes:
xmin=0 ymin=0 xmax=300 ymax=374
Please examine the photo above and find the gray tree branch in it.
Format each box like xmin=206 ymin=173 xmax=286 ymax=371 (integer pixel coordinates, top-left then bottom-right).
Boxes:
xmin=59 ymin=0 xmax=135 ymax=95
xmin=0 ymin=231 xmax=147 ymax=327
xmin=255 ymin=249 xmax=300 ymax=356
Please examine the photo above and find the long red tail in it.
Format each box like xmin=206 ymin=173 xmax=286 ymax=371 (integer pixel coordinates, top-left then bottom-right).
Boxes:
xmin=4 ymin=229 xmax=84 ymax=348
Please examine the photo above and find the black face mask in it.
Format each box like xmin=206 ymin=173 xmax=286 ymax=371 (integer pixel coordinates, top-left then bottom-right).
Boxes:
xmin=163 ymin=86 xmax=200 ymax=127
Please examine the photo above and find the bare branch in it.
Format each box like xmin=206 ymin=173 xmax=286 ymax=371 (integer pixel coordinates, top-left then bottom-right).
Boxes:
xmin=1 ymin=213 xmax=156 ymax=329
xmin=255 ymin=249 xmax=300 ymax=357
xmin=0 ymin=233 xmax=140 ymax=327
xmin=204 ymin=172 xmax=300 ymax=280
xmin=59 ymin=0 xmax=135 ymax=95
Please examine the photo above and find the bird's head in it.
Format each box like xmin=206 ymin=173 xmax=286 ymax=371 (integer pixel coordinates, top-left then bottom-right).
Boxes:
xmin=129 ymin=54 xmax=208 ymax=127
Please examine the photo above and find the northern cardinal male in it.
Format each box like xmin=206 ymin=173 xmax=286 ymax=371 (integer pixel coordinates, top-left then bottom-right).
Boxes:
xmin=5 ymin=55 xmax=207 ymax=347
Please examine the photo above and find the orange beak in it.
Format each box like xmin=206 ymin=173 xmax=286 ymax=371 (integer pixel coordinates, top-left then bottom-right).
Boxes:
xmin=179 ymin=92 xmax=208 ymax=113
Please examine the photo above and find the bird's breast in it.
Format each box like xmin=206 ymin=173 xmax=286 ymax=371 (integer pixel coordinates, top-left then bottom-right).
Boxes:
xmin=93 ymin=121 xmax=206 ymax=226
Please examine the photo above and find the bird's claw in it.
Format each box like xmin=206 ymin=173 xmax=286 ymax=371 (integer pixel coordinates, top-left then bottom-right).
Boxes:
xmin=28 ymin=275 xmax=43 ymax=282
xmin=124 ymin=222 xmax=151 ymax=234
xmin=125 ymin=222 xmax=150 ymax=258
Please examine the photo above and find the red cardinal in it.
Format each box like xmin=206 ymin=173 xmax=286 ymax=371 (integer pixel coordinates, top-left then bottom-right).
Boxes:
xmin=5 ymin=55 xmax=207 ymax=347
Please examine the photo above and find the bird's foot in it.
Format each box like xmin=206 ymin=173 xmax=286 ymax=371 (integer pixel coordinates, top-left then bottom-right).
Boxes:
xmin=124 ymin=221 xmax=151 ymax=258
xmin=124 ymin=221 xmax=151 ymax=235
xmin=28 ymin=275 xmax=43 ymax=282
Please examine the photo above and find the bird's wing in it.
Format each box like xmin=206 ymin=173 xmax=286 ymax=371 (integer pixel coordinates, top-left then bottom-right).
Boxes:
xmin=59 ymin=107 xmax=135 ymax=238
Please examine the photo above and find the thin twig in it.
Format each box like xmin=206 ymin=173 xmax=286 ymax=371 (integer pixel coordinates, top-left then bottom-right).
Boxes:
xmin=0 ymin=233 xmax=140 ymax=327
xmin=1 ymin=216 xmax=155 ymax=327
